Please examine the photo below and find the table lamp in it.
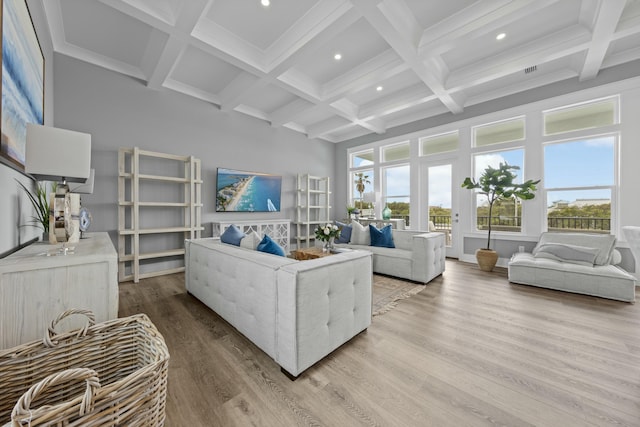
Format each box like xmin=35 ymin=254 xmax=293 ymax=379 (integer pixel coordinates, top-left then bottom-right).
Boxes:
xmin=25 ymin=124 xmax=91 ymax=244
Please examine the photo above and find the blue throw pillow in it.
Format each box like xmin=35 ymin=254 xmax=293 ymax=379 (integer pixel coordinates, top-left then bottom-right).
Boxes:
xmin=257 ymin=234 xmax=286 ymax=257
xmin=369 ymin=224 xmax=395 ymax=248
xmin=335 ymin=221 xmax=352 ymax=244
xmin=220 ymin=224 xmax=245 ymax=246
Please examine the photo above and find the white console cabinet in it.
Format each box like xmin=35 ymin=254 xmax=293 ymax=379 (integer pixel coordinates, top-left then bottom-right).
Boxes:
xmin=0 ymin=232 xmax=118 ymax=350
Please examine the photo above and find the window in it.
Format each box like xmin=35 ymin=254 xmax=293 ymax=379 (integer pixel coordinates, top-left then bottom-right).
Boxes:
xmin=351 ymin=149 xmax=374 ymax=168
xmin=544 ymin=136 xmax=616 ymax=233
xmin=383 ymin=165 xmax=410 ymax=226
xmin=351 ymin=170 xmax=374 ymax=210
xmin=420 ymin=131 xmax=458 ymax=156
xmin=473 ymin=117 xmax=525 ymax=147
xmin=382 ymin=142 xmax=410 ymax=162
xmin=473 ymin=149 xmax=525 ymax=232
xmin=544 ymin=97 xmax=617 ymax=136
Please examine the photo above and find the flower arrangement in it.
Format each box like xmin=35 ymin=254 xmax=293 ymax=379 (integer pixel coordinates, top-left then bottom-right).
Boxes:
xmin=314 ymin=223 xmax=340 ymax=242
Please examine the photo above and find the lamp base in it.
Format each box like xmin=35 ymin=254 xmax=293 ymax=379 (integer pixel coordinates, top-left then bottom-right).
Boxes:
xmin=49 ymin=185 xmax=81 ymax=244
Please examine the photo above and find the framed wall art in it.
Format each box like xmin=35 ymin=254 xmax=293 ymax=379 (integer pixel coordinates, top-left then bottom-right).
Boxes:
xmin=0 ymin=0 xmax=44 ymax=172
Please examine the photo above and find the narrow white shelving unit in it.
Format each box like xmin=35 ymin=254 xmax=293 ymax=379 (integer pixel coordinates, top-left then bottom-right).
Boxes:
xmin=295 ymin=174 xmax=331 ymax=249
xmin=118 ymin=147 xmax=203 ymax=283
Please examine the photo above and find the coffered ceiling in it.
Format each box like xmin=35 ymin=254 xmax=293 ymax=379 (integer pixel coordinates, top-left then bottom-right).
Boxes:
xmin=37 ymin=0 xmax=640 ymax=142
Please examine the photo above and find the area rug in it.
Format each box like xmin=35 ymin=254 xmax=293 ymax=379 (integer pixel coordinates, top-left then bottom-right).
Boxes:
xmin=372 ymin=274 xmax=424 ymax=316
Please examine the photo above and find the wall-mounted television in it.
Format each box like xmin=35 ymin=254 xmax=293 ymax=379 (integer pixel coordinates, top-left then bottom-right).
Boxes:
xmin=216 ymin=168 xmax=282 ymax=212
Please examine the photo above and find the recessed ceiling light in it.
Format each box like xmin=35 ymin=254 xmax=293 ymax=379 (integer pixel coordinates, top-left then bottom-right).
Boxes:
xmin=334 ymin=53 xmax=342 ymax=61
xmin=496 ymin=32 xmax=506 ymax=40
xmin=261 ymin=0 xmax=270 ymax=6
xmin=376 ymin=86 xmax=383 ymax=92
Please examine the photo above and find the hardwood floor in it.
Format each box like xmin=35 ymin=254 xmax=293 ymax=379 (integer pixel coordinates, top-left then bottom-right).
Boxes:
xmin=118 ymin=260 xmax=640 ymax=426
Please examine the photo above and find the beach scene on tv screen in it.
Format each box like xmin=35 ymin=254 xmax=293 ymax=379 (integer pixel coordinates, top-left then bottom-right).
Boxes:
xmin=216 ymin=168 xmax=281 ymax=212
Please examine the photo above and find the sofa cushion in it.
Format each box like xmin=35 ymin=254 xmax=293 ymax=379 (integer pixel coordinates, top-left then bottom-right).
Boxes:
xmin=534 ymin=243 xmax=599 ymax=266
xmin=221 ymin=224 xmax=245 ymax=246
xmin=350 ymin=220 xmax=370 ymax=245
xmin=370 ymin=224 xmax=395 ymax=248
xmin=533 ymin=232 xmax=616 ymax=266
xmin=257 ymin=235 xmax=286 ymax=257
xmin=335 ymin=221 xmax=352 ymax=244
xmin=240 ymin=230 xmax=261 ymax=250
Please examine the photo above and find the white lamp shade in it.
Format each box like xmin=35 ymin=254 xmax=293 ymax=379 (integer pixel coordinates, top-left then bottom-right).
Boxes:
xmin=68 ymin=168 xmax=95 ymax=194
xmin=26 ymin=124 xmax=91 ymax=183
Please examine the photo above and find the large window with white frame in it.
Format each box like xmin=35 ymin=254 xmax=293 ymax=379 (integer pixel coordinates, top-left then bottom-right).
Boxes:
xmin=471 ymin=117 xmax=527 ymax=233
xmin=472 ymin=149 xmax=525 ymax=233
xmin=350 ymin=148 xmax=374 ymax=212
xmin=542 ymin=96 xmax=619 ymax=234
xmin=543 ymin=136 xmax=616 ymax=233
xmin=380 ymin=142 xmax=410 ymax=226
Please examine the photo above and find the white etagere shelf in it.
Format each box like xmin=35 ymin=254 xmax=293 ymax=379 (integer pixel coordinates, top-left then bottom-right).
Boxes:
xmin=118 ymin=147 xmax=203 ymax=283
xmin=294 ymin=174 xmax=331 ymax=249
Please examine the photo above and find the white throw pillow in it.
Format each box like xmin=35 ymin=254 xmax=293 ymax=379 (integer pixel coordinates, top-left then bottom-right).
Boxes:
xmin=240 ymin=230 xmax=261 ymax=250
xmin=350 ymin=220 xmax=371 ymax=245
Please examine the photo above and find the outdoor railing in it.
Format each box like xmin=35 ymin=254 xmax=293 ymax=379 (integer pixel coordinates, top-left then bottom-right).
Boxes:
xmin=390 ymin=215 xmax=610 ymax=233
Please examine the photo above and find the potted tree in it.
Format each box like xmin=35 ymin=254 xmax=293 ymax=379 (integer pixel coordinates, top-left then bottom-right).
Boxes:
xmin=461 ymin=163 xmax=539 ymax=272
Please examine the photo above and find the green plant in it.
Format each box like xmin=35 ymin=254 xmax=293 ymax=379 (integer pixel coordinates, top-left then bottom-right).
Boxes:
xmin=353 ymin=172 xmax=370 ymax=208
xmin=16 ymin=179 xmax=56 ymax=233
xmin=461 ymin=163 xmax=539 ymax=250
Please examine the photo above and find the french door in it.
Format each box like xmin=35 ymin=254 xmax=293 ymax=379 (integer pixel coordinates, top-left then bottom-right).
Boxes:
xmin=422 ymin=161 xmax=459 ymax=258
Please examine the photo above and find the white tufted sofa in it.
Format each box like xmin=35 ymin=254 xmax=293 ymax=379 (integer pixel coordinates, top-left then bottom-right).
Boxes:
xmin=185 ymin=238 xmax=373 ymax=378
xmin=337 ymin=230 xmax=446 ymax=283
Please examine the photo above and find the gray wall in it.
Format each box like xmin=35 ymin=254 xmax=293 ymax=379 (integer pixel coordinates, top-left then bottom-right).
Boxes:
xmin=52 ymin=54 xmax=335 ymax=252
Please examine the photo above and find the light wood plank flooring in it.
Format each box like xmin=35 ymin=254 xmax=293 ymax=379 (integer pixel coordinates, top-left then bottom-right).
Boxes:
xmin=118 ymin=260 xmax=640 ymax=426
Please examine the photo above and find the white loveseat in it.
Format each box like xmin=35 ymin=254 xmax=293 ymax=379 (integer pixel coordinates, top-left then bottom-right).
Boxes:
xmin=508 ymin=232 xmax=636 ymax=302
xmin=185 ymin=238 xmax=373 ymax=378
xmin=336 ymin=229 xmax=446 ymax=284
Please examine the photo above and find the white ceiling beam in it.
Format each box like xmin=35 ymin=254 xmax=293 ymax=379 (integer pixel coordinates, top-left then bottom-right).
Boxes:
xmin=99 ymin=0 xmax=175 ymax=32
xmin=579 ymin=0 xmax=627 ymax=81
xmin=307 ymin=117 xmax=352 ymax=140
xmin=265 ymin=0 xmax=357 ymax=73
xmin=145 ymin=0 xmax=210 ymax=89
xmin=163 ymin=78 xmax=221 ymax=106
xmin=269 ymin=99 xmax=316 ymax=127
xmin=447 ymin=26 xmax=591 ymax=91
xmin=322 ymin=50 xmax=409 ymax=101
xmin=419 ymin=0 xmax=560 ymax=56
xmin=359 ymin=85 xmax=437 ymax=119
xmin=351 ymin=0 xmax=463 ymax=114
xmin=218 ymin=72 xmax=266 ymax=112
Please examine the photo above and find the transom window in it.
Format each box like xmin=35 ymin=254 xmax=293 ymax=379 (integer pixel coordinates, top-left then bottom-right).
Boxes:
xmin=420 ymin=131 xmax=459 ymax=156
xmin=473 ymin=117 xmax=525 ymax=147
xmin=544 ymin=97 xmax=618 ymax=136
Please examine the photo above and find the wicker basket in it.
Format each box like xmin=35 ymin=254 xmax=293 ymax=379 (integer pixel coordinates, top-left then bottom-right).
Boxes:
xmin=0 ymin=309 xmax=169 ymax=426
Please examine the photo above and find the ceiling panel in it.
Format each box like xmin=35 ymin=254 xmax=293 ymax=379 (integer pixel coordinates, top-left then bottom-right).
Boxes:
xmin=170 ymin=46 xmax=244 ymax=95
xmin=241 ymin=85 xmax=300 ymax=114
xmin=40 ymin=0 xmax=640 ymax=143
xmin=61 ymin=0 xmax=154 ymax=66
xmin=292 ymin=18 xmax=390 ymax=84
xmin=205 ymin=0 xmax=320 ymax=50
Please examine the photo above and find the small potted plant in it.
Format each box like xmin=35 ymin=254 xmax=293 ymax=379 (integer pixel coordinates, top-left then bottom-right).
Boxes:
xmin=16 ymin=179 xmax=56 ymax=239
xmin=461 ymin=163 xmax=539 ymax=272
